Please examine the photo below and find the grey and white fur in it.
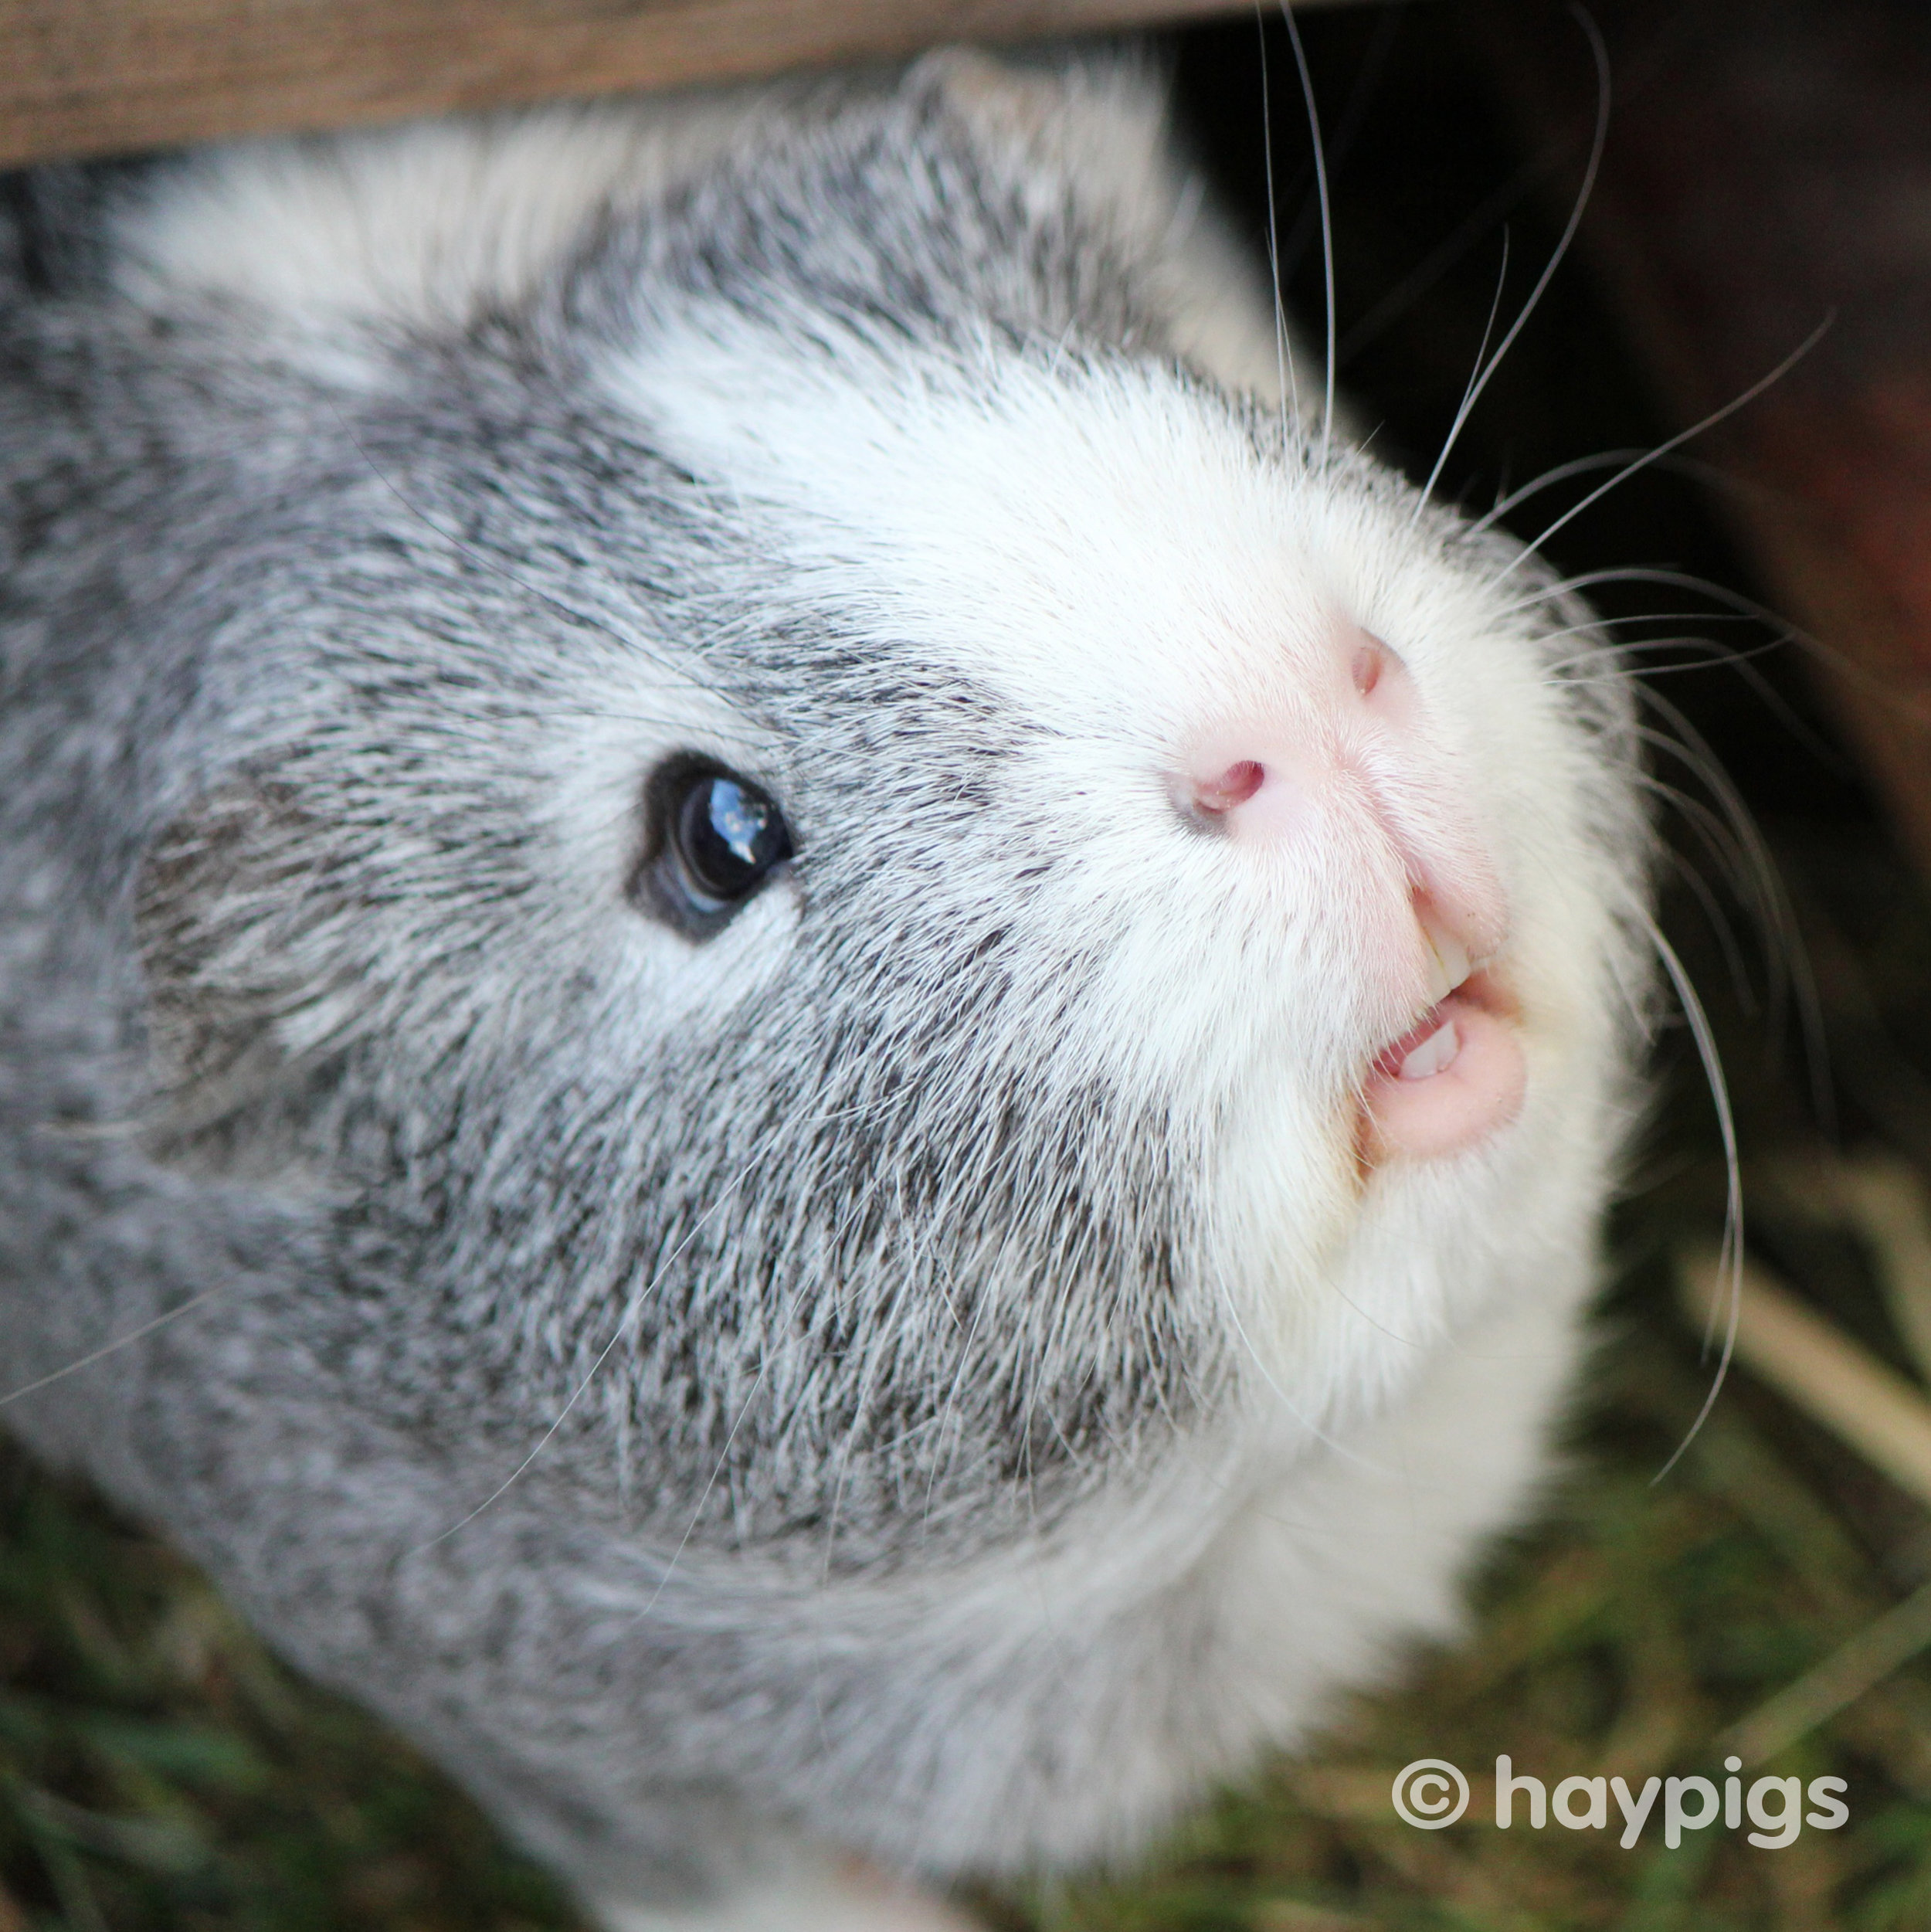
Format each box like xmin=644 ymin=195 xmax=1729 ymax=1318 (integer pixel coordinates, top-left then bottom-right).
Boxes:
xmin=0 ymin=50 xmax=1653 ymax=1932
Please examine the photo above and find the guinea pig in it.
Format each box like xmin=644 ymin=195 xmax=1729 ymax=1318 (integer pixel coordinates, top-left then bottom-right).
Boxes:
xmin=0 ymin=48 xmax=1653 ymax=1932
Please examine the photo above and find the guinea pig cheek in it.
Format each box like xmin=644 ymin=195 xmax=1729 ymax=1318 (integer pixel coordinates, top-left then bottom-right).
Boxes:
xmin=1359 ymin=977 xmax=1526 ymax=1166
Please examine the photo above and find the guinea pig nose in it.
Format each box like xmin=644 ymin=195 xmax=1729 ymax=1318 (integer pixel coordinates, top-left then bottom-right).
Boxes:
xmin=1191 ymin=759 xmax=1265 ymax=813
xmin=1346 ymin=630 xmax=1421 ymax=725
xmin=1351 ymin=637 xmax=1387 ymax=695
xmin=1173 ymin=753 xmax=1307 ymax=838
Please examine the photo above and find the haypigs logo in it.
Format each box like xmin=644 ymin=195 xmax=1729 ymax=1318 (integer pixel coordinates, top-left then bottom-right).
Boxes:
xmin=1392 ymin=1757 xmax=1849 ymax=1849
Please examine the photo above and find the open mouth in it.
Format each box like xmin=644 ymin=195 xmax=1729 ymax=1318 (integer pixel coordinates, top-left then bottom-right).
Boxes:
xmin=1359 ymin=970 xmax=1527 ymax=1165
xmin=1376 ymin=1003 xmax=1466 ymax=1083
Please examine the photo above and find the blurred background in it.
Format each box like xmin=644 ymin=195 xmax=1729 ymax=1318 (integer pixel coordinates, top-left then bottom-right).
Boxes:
xmin=6 ymin=0 xmax=1931 ymax=1925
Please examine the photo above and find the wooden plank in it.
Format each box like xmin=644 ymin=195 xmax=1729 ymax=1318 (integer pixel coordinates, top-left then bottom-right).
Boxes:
xmin=1471 ymin=0 xmax=1931 ymax=878
xmin=0 ymin=0 xmax=1366 ymax=168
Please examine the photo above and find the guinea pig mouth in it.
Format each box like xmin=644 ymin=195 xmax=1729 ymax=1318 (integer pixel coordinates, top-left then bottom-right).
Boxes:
xmin=1359 ymin=973 xmax=1526 ymax=1166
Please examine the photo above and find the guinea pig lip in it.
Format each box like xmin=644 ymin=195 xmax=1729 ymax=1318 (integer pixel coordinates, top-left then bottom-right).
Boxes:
xmin=1355 ymin=969 xmax=1525 ymax=1171
xmin=1371 ymin=968 xmax=1513 ymax=1078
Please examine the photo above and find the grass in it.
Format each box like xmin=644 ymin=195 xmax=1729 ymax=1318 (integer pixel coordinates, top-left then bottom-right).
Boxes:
xmin=0 ymin=1445 xmax=579 ymax=1932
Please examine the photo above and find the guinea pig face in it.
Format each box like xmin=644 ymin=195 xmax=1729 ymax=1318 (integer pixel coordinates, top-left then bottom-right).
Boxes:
xmin=574 ymin=326 xmax=1645 ymax=1446
xmin=135 ymin=90 xmax=1648 ymax=1568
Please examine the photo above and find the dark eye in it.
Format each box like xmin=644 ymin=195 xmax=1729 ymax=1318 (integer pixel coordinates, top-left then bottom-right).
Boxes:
xmin=640 ymin=762 xmax=794 ymax=932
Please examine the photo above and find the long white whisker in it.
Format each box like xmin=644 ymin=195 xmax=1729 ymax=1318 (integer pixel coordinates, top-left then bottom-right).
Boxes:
xmin=1254 ymin=8 xmax=1299 ymax=449
xmin=1213 ymin=1258 xmax=1386 ymax=1472
xmin=1641 ymin=793 xmax=1762 ymax=1005
xmin=1411 ymin=228 xmax=1512 ymax=531
xmin=1502 ymin=564 xmax=1800 ymax=623
xmin=629 ymin=1358 xmax=770 ymax=1624
xmin=1335 ymin=105 xmax=1595 ymax=368
xmin=1632 ymin=684 xmax=1833 ymax=1125
xmin=1634 ymin=694 xmax=1793 ymax=952
xmin=1516 ymin=565 xmax=1863 ymax=775
xmin=1275 ymin=1 xmax=1401 ymax=281
xmin=0 ymin=1288 xmax=225 ymax=1408
xmin=1638 ymin=771 xmax=1753 ymax=898
xmin=404 ymin=1078 xmax=922 ymax=1554
xmin=1279 ymin=0 xmax=1336 ymax=467
xmin=1412 ymin=7 xmax=1610 ymax=518
xmin=1541 ymin=625 xmax=1770 ymax=681
xmin=1638 ymin=903 xmax=1743 ymax=1482
xmin=406 ymin=1147 xmax=775 ymax=1553
xmin=1489 ymin=314 xmax=1835 ymax=587
xmin=1470 ymin=446 xmax=1650 ymax=538
xmin=1472 ymin=446 xmax=1794 ymax=542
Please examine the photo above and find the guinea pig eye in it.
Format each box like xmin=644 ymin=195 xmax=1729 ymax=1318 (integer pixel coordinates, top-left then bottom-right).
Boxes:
xmin=642 ymin=761 xmax=794 ymax=932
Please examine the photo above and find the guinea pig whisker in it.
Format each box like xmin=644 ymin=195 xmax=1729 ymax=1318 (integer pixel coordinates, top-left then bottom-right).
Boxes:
xmin=1637 ymin=773 xmax=1754 ymax=909
xmin=1411 ymin=8 xmax=1608 ymax=527
xmin=1274 ymin=0 xmax=1401 ymax=294
xmin=1542 ymin=607 xmax=1762 ymax=647
xmin=1540 ymin=626 xmax=1777 ymax=684
xmin=1278 ymin=0 xmax=1336 ymax=469
xmin=407 ymin=1127 xmax=787 ymax=1553
xmin=0 ymin=1287 xmax=226 ymax=1409
xmin=1411 ymin=229 xmax=1512 ymax=532
xmin=615 ymin=1086 xmax=940 ymax=1619
xmin=1472 ymin=447 xmax=1651 ymax=538
xmin=1490 ymin=314 xmax=1834 ymax=590
xmin=1254 ymin=10 xmax=1300 ymax=452
xmin=1502 ymin=566 xmax=1804 ymax=640
xmin=1634 ymin=903 xmax=1744 ymax=1486
xmin=1631 ymin=695 xmax=1831 ymax=1125
xmin=1532 ymin=572 xmax=1852 ymax=793
xmin=1645 ymin=806 xmax=1765 ymax=1020
xmin=1469 ymin=447 xmax=1777 ymax=544
xmin=1634 ymin=693 xmax=1794 ymax=941
xmin=1335 ymin=76 xmax=1604 ymax=371
xmin=1639 ymin=631 xmax=1845 ymax=784
xmin=628 ymin=1360 xmax=773 ymax=1625
xmin=1208 ymin=1244 xmax=1385 ymax=1470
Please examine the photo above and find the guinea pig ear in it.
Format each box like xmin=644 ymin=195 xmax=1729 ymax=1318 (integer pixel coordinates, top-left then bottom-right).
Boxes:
xmin=908 ymin=46 xmax=1173 ymax=206
xmin=134 ymin=780 xmax=358 ymax=1185
xmin=903 ymin=46 xmax=1294 ymax=398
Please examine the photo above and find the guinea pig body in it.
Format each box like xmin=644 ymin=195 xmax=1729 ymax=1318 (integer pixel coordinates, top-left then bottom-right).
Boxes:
xmin=0 ymin=53 xmax=1651 ymax=1931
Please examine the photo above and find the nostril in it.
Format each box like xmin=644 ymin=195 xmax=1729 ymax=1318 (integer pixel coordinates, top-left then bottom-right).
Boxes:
xmin=1352 ymin=638 xmax=1387 ymax=697
xmin=1193 ymin=759 xmax=1266 ymax=815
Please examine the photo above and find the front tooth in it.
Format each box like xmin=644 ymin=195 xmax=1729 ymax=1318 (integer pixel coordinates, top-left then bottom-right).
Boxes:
xmin=1419 ymin=909 xmax=1472 ymax=999
xmin=1399 ymin=1018 xmax=1460 ymax=1081
xmin=1421 ymin=942 xmax=1454 ymax=1007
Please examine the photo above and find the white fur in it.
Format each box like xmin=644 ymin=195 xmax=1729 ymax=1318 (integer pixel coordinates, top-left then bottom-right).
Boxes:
xmin=116 ymin=101 xmax=758 ymax=333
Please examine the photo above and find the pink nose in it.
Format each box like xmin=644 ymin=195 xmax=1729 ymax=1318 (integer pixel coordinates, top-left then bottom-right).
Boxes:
xmin=1180 ymin=631 xmax=1401 ymax=814
xmin=1173 ymin=630 xmax=1506 ymax=965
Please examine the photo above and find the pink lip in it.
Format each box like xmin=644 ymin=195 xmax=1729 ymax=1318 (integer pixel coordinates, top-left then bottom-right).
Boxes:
xmin=1359 ymin=981 xmax=1526 ymax=1165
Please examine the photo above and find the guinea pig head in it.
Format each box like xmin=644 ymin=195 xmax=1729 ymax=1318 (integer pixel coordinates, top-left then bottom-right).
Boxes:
xmin=135 ymin=282 xmax=1646 ymax=1577
xmin=574 ymin=317 xmax=1647 ymax=1445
